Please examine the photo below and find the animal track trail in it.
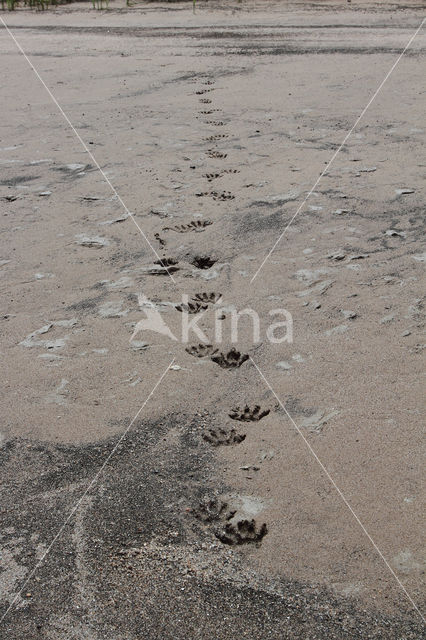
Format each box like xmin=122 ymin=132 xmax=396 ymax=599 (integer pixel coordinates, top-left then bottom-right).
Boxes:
xmin=211 ymin=348 xmax=249 ymax=369
xmin=202 ymin=427 xmax=246 ymax=447
xmin=206 ymin=150 xmax=227 ymax=159
xmin=186 ymin=343 xmax=218 ymax=358
xmin=163 ymin=220 xmax=212 ymax=233
xmin=229 ymin=405 xmax=270 ymax=422
xmin=216 ymin=520 xmax=268 ymax=547
xmin=186 ymin=76 xmax=266 ymax=550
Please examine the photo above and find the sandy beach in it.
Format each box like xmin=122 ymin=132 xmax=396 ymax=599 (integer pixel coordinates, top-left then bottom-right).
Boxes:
xmin=0 ymin=1 xmax=425 ymax=637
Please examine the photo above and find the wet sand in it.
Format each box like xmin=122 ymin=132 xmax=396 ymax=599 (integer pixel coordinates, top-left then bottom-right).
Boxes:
xmin=0 ymin=1 xmax=425 ymax=637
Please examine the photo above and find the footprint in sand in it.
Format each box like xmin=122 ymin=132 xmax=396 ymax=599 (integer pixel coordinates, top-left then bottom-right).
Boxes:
xmin=229 ymin=405 xmax=270 ymax=422
xmin=163 ymin=220 xmax=212 ymax=233
xmin=202 ymin=427 xmax=246 ymax=447
xmin=211 ymin=348 xmax=249 ymax=369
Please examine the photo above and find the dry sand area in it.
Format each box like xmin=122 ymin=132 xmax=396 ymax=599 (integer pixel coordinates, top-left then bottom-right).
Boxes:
xmin=0 ymin=0 xmax=425 ymax=637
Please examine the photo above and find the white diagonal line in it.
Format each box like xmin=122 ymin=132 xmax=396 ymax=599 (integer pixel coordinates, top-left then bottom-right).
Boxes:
xmin=250 ymin=356 xmax=425 ymax=622
xmin=0 ymin=358 xmax=175 ymax=624
xmin=0 ymin=17 xmax=176 ymax=284
xmin=250 ymin=17 xmax=425 ymax=283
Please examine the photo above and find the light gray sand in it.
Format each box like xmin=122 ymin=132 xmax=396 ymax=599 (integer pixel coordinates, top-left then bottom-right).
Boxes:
xmin=1 ymin=1 xmax=425 ymax=637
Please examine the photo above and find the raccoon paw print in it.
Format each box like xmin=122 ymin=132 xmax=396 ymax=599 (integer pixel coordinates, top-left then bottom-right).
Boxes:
xmin=186 ymin=343 xmax=218 ymax=358
xmin=205 ymin=172 xmax=223 ymax=182
xmin=193 ymin=292 xmax=222 ymax=304
xmin=145 ymin=257 xmax=179 ymax=274
xmin=215 ymin=519 xmax=268 ymax=546
xmin=204 ymin=134 xmax=228 ymax=142
xmin=193 ymin=497 xmax=236 ymax=524
xmin=213 ymin=191 xmax=234 ymax=201
xmin=191 ymin=256 xmax=216 ymax=270
xmin=202 ymin=427 xmax=246 ymax=447
xmin=195 ymin=190 xmax=233 ymax=200
xmin=211 ymin=348 xmax=249 ymax=369
xmin=229 ymin=405 xmax=270 ymax=422
xmin=163 ymin=220 xmax=212 ymax=233
xmin=154 ymin=257 xmax=178 ymax=268
xmin=176 ymin=301 xmax=208 ymax=314
xmin=206 ymin=150 xmax=227 ymax=159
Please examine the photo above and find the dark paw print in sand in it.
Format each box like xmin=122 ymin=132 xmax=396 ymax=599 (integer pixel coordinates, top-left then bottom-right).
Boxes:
xmin=205 ymin=169 xmax=239 ymax=181
xmin=193 ymin=496 xmax=235 ymax=524
xmin=163 ymin=220 xmax=212 ymax=233
xmin=177 ymin=293 xmax=222 ymax=314
xmin=205 ymin=172 xmax=223 ymax=182
xmin=185 ymin=343 xmax=218 ymax=358
xmin=204 ymin=134 xmax=228 ymax=142
xmin=192 ymin=292 xmax=222 ymax=304
xmin=177 ymin=292 xmax=222 ymax=313
xmin=176 ymin=300 xmax=208 ymax=314
xmin=213 ymin=191 xmax=234 ymax=201
xmin=191 ymin=256 xmax=216 ymax=269
xmin=229 ymin=405 xmax=270 ymax=422
xmin=202 ymin=426 xmax=246 ymax=447
xmin=153 ymin=257 xmax=179 ymax=273
xmin=216 ymin=519 xmax=268 ymax=547
xmin=211 ymin=348 xmax=249 ymax=369
xmin=195 ymin=190 xmax=234 ymax=201
xmin=206 ymin=150 xmax=227 ymax=159
xmin=193 ymin=497 xmax=268 ymax=547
